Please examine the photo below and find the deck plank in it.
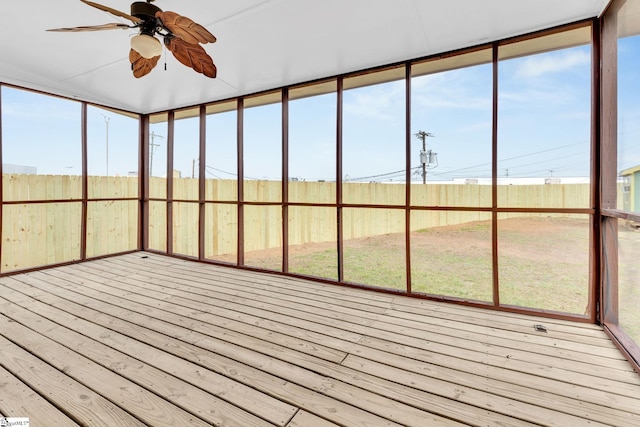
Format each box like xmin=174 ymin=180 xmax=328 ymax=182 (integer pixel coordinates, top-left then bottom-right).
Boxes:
xmin=0 ymin=364 xmax=81 ymax=426
xmin=97 ymin=256 xmax=622 ymax=346
xmin=1 ymin=278 xmax=412 ymax=426
xmin=0 ymin=252 xmax=638 ymax=427
xmin=119 ymin=254 xmax=607 ymax=334
xmin=2 ymin=273 xmax=529 ymax=426
xmin=72 ymin=259 xmax=624 ymax=363
xmin=0 ymin=333 xmax=147 ymax=427
xmin=0 ymin=291 xmax=291 ymax=427
xmin=106 ymin=257 xmax=615 ymax=354
xmin=56 ymin=261 xmax=637 ymax=397
xmin=286 ymin=411 xmax=341 ymax=427
xmin=42 ymin=258 xmax=640 ymax=420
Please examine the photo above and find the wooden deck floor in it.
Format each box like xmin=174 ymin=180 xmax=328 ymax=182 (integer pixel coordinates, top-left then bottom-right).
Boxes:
xmin=0 ymin=253 xmax=639 ymax=426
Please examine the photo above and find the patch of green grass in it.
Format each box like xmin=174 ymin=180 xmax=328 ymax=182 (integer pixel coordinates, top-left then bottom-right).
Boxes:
xmin=411 ymin=252 xmax=493 ymax=301
xmin=289 ymin=249 xmax=338 ymax=280
xmin=343 ymin=244 xmax=406 ymax=290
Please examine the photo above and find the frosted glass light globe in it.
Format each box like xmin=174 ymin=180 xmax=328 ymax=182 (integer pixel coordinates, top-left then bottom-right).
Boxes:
xmin=131 ymin=34 xmax=162 ymax=59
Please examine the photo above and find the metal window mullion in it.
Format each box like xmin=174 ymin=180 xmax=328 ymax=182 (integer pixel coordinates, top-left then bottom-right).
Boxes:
xmin=237 ymin=98 xmax=245 ymax=266
xmin=282 ymin=88 xmax=289 ymax=273
xmin=166 ymin=111 xmax=175 ymax=256
xmin=199 ymin=105 xmax=206 ymax=260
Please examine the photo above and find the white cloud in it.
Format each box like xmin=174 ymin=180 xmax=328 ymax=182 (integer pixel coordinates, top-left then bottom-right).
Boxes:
xmin=412 ymin=68 xmax=492 ymax=111
xmin=516 ymin=49 xmax=590 ymax=78
xmin=344 ymin=80 xmax=405 ymax=121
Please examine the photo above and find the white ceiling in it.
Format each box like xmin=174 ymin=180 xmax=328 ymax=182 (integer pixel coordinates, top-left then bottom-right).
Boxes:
xmin=1 ymin=0 xmax=610 ymax=114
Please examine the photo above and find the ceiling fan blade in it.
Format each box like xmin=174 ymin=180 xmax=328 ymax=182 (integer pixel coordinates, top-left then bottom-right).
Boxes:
xmin=47 ymin=23 xmax=132 ymax=32
xmin=156 ymin=11 xmax=216 ymax=45
xmin=80 ymin=0 xmax=142 ymax=24
xmin=165 ymin=37 xmax=217 ymax=78
xmin=129 ymin=49 xmax=160 ymax=78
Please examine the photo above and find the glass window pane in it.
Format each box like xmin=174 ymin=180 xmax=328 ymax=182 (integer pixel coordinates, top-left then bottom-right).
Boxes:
xmin=619 ymin=34 xmax=640 ymax=212
xmin=289 ymin=83 xmax=337 ymax=202
xmin=243 ymin=205 xmax=282 ymax=271
xmin=244 ymin=93 xmax=282 ymax=203
xmin=616 ymin=2 xmax=640 ymax=348
xmin=2 ymin=203 xmax=81 ymax=272
xmin=498 ymin=37 xmax=592 ymax=208
xmin=343 ymin=68 xmax=406 ymax=205
xmin=205 ymin=203 xmax=237 ymax=264
xmin=87 ymin=106 xmax=140 ymax=181
xmin=411 ymin=50 xmax=492 ymax=206
xmin=411 ymin=210 xmax=492 ymax=301
xmin=288 ymin=206 xmax=337 ymax=280
xmin=87 ymin=105 xmax=139 ymax=199
xmin=87 ymin=200 xmax=138 ymax=258
xmin=149 ymin=113 xmax=168 ymax=199
xmin=173 ymin=109 xmax=200 ymax=201
xmin=148 ymin=201 xmax=166 ymax=252
xmin=206 ymin=101 xmax=238 ymax=201
xmin=618 ymin=219 xmax=640 ymax=345
xmin=2 ymin=87 xmax=82 ymax=201
xmin=498 ymin=213 xmax=590 ymax=315
xmin=343 ymin=208 xmax=406 ymax=290
xmin=173 ymin=201 xmax=199 ymax=258
xmin=289 ymin=181 xmax=335 ymax=205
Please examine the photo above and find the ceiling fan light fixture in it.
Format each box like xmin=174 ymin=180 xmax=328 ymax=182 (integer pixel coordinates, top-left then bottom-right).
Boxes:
xmin=47 ymin=0 xmax=217 ymax=78
xmin=131 ymin=33 xmax=162 ymax=58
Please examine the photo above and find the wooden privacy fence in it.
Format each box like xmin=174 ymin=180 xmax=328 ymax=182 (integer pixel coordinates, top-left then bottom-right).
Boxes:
xmin=1 ymin=175 xmax=139 ymax=272
xmin=157 ymin=179 xmax=594 ymax=256
xmin=1 ymin=174 xmax=594 ymax=271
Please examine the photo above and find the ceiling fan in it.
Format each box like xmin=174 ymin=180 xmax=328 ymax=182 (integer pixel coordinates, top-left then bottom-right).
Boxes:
xmin=47 ymin=0 xmax=217 ymax=79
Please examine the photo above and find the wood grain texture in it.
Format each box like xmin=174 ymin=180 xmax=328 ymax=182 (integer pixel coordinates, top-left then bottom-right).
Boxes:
xmin=0 ymin=334 xmax=145 ymax=427
xmin=157 ymin=11 xmax=216 ymax=45
xmin=0 ymin=252 xmax=638 ymax=426
xmin=165 ymin=37 xmax=216 ymax=78
xmin=80 ymin=0 xmax=142 ymax=24
xmin=47 ymin=23 xmax=131 ymax=32
xmin=129 ymin=50 xmax=160 ymax=79
xmin=0 ymin=365 xmax=79 ymax=426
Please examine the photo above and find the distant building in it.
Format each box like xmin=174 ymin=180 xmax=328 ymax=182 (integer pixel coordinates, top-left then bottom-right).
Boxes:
xmin=451 ymin=177 xmax=590 ymax=185
xmin=621 ymin=165 xmax=640 ymax=213
xmin=2 ymin=163 xmax=37 ymax=174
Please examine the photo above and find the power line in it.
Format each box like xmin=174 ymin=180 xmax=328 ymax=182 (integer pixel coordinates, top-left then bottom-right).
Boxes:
xmin=205 ymin=164 xmax=264 ymax=181
xmin=205 ymin=164 xmax=237 ymax=177
xmin=344 ymin=167 xmax=419 ymax=182
xmin=414 ymin=140 xmax=588 ymax=180
xmin=202 ymin=139 xmax=588 ymax=183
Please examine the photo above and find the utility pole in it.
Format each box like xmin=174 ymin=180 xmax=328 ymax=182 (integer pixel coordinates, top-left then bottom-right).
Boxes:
xmin=149 ymin=131 xmax=164 ymax=176
xmin=416 ymin=130 xmax=434 ymax=184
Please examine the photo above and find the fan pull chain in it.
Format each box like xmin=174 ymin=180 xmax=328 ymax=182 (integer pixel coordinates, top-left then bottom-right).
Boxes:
xmin=164 ymin=42 xmax=168 ymax=71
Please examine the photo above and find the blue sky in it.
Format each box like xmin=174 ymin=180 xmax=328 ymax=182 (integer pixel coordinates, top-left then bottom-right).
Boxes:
xmin=618 ymin=36 xmax=640 ymax=172
xmin=2 ymin=35 xmax=639 ymax=180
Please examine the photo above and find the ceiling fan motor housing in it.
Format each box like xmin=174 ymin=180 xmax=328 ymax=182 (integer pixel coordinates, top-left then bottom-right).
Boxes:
xmin=131 ymin=1 xmax=161 ymax=21
xmin=131 ymin=1 xmax=162 ymax=36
